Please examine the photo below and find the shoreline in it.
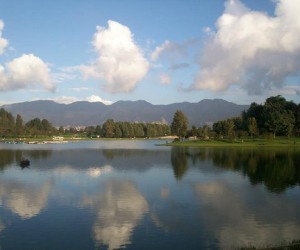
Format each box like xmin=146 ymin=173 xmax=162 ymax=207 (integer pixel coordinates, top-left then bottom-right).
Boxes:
xmin=1 ymin=136 xmax=175 ymax=145
xmin=157 ymin=138 xmax=300 ymax=148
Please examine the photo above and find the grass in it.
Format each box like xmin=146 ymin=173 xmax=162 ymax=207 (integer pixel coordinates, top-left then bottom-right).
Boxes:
xmin=160 ymin=137 xmax=300 ymax=148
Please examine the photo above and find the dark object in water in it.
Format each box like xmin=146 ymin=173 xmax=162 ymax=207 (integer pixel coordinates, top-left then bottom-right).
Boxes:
xmin=20 ymin=158 xmax=30 ymax=168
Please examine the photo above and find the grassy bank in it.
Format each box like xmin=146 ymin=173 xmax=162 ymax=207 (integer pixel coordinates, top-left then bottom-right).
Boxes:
xmin=161 ymin=137 xmax=300 ymax=147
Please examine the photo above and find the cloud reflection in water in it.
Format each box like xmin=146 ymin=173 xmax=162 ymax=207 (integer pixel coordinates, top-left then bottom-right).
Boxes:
xmin=0 ymin=181 xmax=52 ymax=219
xmin=193 ymin=181 xmax=300 ymax=248
xmin=82 ymin=180 xmax=148 ymax=250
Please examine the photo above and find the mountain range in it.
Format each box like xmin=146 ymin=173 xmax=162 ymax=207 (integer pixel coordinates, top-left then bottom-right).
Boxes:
xmin=2 ymin=99 xmax=249 ymax=127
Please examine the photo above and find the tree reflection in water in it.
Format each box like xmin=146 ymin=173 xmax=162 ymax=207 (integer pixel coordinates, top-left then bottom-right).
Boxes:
xmin=170 ymin=147 xmax=189 ymax=180
xmin=171 ymin=147 xmax=300 ymax=192
xmin=211 ymin=148 xmax=300 ymax=193
xmin=0 ymin=149 xmax=52 ymax=171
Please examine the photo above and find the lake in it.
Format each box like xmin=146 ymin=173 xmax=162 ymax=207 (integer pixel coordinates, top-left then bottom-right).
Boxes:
xmin=0 ymin=140 xmax=299 ymax=249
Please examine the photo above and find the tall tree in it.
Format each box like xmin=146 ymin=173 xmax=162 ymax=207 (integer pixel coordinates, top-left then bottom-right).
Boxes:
xmin=25 ymin=118 xmax=55 ymax=136
xmin=242 ymin=102 xmax=265 ymax=133
xmin=58 ymin=126 xmax=64 ymax=135
xmin=264 ymin=95 xmax=294 ymax=138
xmin=171 ymin=110 xmax=188 ymax=139
xmin=102 ymin=119 xmax=115 ymax=138
xmin=248 ymin=117 xmax=258 ymax=138
xmin=15 ymin=114 xmax=23 ymax=135
xmin=224 ymin=119 xmax=235 ymax=139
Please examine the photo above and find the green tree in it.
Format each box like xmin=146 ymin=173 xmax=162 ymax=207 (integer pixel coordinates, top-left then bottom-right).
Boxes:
xmin=85 ymin=126 xmax=95 ymax=137
xmin=263 ymin=95 xmax=295 ymax=138
xmin=95 ymin=125 xmax=102 ymax=136
xmin=114 ymin=123 xmax=123 ymax=138
xmin=102 ymin=119 xmax=115 ymax=138
xmin=171 ymin=110 xmax=188 ymax=139
xmin=145 ymin=123 xmax=156 ymax=137
xmin=248 ymin=117 xmax=258 ymax=138
xmin=281 ymin=111 xmax=295 ymax=137
xmin=0 ymin=108 xmax=15 ymax=136
xmin=224 ymin=119 xmax=235 ymax=139
xmin=15 ymin=114 xmax=23 ymax=135
xmin=26 ymin=118 xmax=42 ymax=135
xmin=202 ymin=124 xmax=211 ymax=139
xmin=41 ymin=119 xmax=53 ymax=134
xmin=213 ymin=121 xmax=225 ymax=137
xmin=25 ymin=118 xmax=55 ymax=136
xmin=242 ymin=102 xmax=265 ymax=133
xmin=58 ymin=126 xmax=64 ymax=135
xmin=133 ymin=123 xmax=145 ymax=137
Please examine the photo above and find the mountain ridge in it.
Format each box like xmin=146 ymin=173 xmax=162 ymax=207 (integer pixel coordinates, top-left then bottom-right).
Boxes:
xmin=2 ymin=99 xmax=249 ymax=127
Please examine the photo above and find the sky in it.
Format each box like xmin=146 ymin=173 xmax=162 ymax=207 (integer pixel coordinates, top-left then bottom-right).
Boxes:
xmin=0 ymin=0 xmax=300 ymax=105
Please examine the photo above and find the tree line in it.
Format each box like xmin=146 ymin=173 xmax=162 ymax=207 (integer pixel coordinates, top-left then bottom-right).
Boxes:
xmin=184 ymin=95 xmax=300 ymax=139
xmin=1 ymin=95 xmax=299 ymax=139
xmin=84 ymin=120 xmax=170 ymax=138
xmin=0 ymin=108 xmax=170 ymax=138
xmin=0 ymin=108 xmax=57 ymax=137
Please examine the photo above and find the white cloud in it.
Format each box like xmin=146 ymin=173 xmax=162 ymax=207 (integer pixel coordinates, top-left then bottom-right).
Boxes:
xmin=52 ymin=96 xmax=79 ymax=104
xmin=0 ymin=21 xmax=54 ymax=92
xmin=0 ymin=19 xmax=8 ymax=55
xmin=85 ymin=95 xmax=113 ymax=105
xmin=192 ymin=0 xmax=300 ymax=94
xmin=33 ymin=96 xmax=79 ymax=104
xmin=160 ymin=73 xmax=171 ymax=85
xmin=151 ymin=40 xmax=171 ymax=61
xmin=267 ymin=84 xmax=300 ymax=96
xmin=33 ymin=95 xmax=113 ymax=105
xmin=52 ymin=66 xmax=82 ymax=83
xmin=81 ymin=20 xmax=149 ymax=93
xmin=0 ymin=54 xmax=55 ymax=92
xmin=151 ymin=39 xmax=195 ymax=63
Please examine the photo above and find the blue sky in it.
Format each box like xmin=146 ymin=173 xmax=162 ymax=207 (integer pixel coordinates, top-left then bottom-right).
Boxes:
xmin=0 ymin=0 xmax=299 ymax=105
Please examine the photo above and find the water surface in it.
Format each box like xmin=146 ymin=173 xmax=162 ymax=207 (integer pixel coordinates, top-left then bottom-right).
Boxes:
xmin=0 ymin=140 xmax=299 ymax=249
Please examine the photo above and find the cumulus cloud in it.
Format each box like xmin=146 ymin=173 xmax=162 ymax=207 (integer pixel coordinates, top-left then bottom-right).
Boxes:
xmin=81 ymin=20 xmax=149 ymax=93
xmin=192 ymin=0 xmax=300 ymax=94
xmin=160 ymin=73 xmax=171 ymax=85
xmin=85 ymin=95 xmax=113 ymax=105
xmin=0 ymin=19 xmax=8 ymax=54
xmin=0 ymin=54 xmax=55 ymax=91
